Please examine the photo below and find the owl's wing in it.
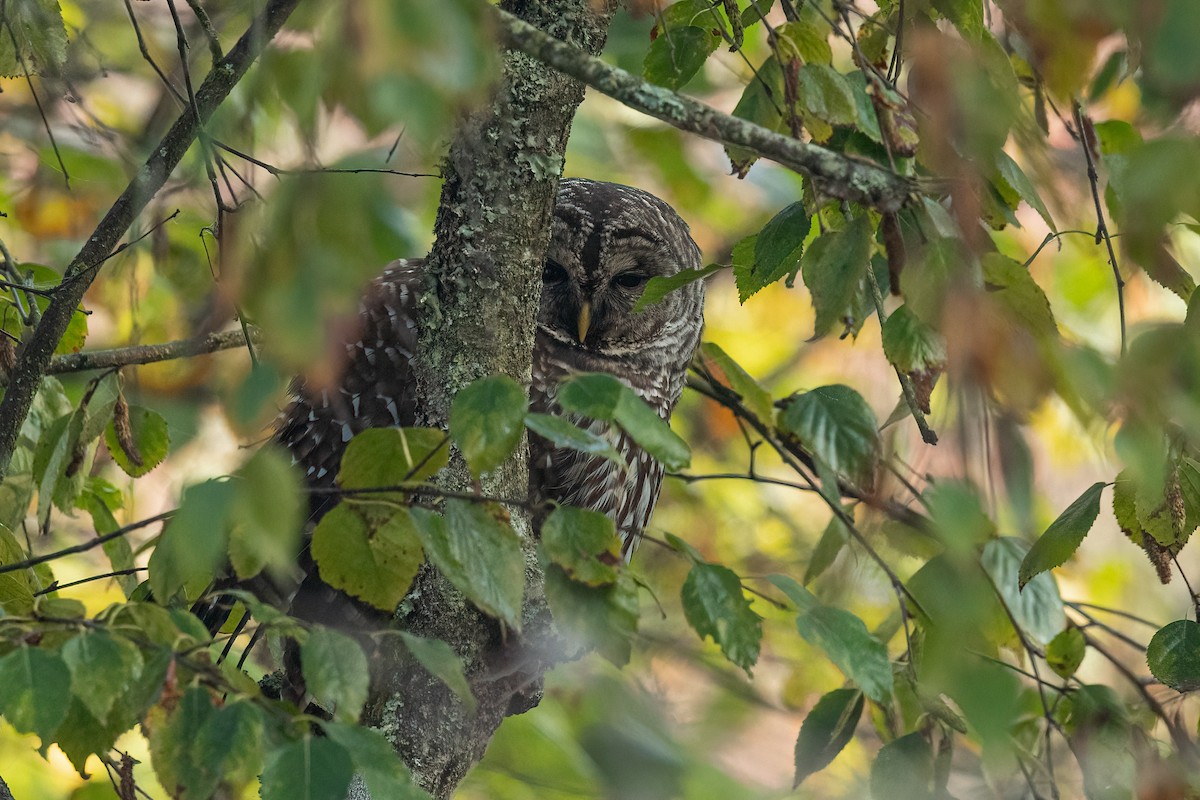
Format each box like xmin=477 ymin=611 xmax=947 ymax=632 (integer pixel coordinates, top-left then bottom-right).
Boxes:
xmin=277 ymin=259 xmax=425 ymax=521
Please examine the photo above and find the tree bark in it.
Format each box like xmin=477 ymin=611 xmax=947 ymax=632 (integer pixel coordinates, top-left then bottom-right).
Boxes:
xmin=353 ymin=2 xmax=615 ymax=797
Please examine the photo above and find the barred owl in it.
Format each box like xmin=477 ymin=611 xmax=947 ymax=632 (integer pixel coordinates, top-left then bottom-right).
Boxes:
xmin=276 ymin=179 xmax=704 ymax=626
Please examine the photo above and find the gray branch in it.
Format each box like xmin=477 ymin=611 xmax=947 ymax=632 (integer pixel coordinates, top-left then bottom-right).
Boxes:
xmin=0 ymin=329 xmax=256 ymax=386
xmin=493 ymin=7 xmax=915 ymax=212
xmin=0 ymin=0 xmax=302 ymax=480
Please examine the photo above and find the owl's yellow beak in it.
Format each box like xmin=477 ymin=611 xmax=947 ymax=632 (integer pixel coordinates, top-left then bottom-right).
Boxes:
xmin=577 ymin=301 xmax=592 ymax=345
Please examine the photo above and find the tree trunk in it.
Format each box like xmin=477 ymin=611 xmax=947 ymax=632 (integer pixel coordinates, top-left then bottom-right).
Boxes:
xmin=353 ymin=2 xmax=615 ymax=797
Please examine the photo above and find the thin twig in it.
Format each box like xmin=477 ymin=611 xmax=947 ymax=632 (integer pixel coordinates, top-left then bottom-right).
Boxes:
xmin=213 ymin=140 xmax=438 ymax=179
xmin=0 ymin=511 xmax=174 ymax=577
xmin=35 ymin=568 xmax=145 ymax=596
xmin=1072 ymin=101 xmax=1126 ymax=356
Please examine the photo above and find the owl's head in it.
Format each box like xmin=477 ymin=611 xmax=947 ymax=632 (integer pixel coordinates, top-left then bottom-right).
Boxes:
xmin=540 ymin=179 xmax=705 ymax=362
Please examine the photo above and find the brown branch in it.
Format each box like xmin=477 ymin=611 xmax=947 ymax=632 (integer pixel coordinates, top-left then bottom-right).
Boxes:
xmin=0 ymin=511 xmax=174 ymax=578
xmin=493 ymin=6 xmax=915 ymax=212
xmin=0 ymin=0 xmax=302 ymax=480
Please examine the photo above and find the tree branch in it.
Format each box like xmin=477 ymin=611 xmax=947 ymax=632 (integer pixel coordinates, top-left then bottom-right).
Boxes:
xmin=0 ymin=0 xmax=302 ymax=480
xmin=493 ymin=6 xmax=915 ymax=212
xmin=45 ymin=329 xmax=255 ymax=377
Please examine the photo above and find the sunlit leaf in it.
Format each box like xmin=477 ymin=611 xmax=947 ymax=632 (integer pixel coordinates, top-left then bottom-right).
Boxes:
xmin=148 ymin=479 xmax=234 ymax=603
xmin=310 ymin=504 xmax=424 ymax=612
xmin=61 ymin=631 xmax=142 ymax=724
xmin=228 ymin=446 xmax=303 ymax=580
xmin=339 ymin=427 xmax=449 ymax=491
xmin=634 ymin=263 xmax=722 ymax=312
xmin=0 ymin=0 xmax=67 ymax=76
xmin=698 ymin=342 xmax=775 ymax=425
xmin=558 ymin=374 xmax=690 ymax=470
xmin=104 ymin=404 xmax=170 ymax=478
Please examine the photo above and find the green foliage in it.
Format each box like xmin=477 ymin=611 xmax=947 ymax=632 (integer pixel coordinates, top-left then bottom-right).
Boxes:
xmin=1046 ymin=627 xmax=1086 ymax=679
xmin=302 ymin=627 xmax=371 ymax=721
xmin=542 ymin=505 xmax=621 ymax=586
xmin=0 ymin=647 xmax=71 ymax=745
xmin=1147 ymin=620 xmax=1200 ymax=692
xmin=397 ymin=631 xmax=476 ymax=713
xmin=643 ymin=26 xmax=719 ymax=91
xmin=558 ymin=373 xmax=691 ymax=470
xmin=311 ymin=504 xmax=425 ymax=612
xmin=260 ymin=735 xmax=354 ymax=800
xmin=793 ymin=688 xmax=864 ymax=787
xmin=103 ymin=404 xmax=169 ymax=478
xmin=338 ymin=427 xmax=449 ymax=491
xmin=778 ymin=384 xmax=879 ymax=484
xmin=1019 ymin=482 xmax=1106 ymax=588
xmin=0 ymin=0 xmax=67 ymax=77
xmin=450 ymin=375 xmax=529 ymax=478
xmin=412 ymin=500 xmax=525 ymax=630
xmin=732 ymin=202 xmax=811 ymax=302
xmin=523 ymin=412 xmax=624 ymax=467
xmin=677 ymin=539 xmax=762 ymax=674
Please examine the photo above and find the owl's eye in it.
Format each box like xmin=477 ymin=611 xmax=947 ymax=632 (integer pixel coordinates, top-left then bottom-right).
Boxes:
xmin=543 ymin=259 xmax=569 ymax=284
xmin=612 ymin=272 xmax=648 ymax=289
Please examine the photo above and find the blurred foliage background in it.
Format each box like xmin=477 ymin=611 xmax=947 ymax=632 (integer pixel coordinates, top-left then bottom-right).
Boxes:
xmin=4 ymin=0 xmax=1200 ymax=798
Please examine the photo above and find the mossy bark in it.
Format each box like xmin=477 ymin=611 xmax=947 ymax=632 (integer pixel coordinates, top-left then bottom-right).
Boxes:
xmin=354 ymin=2 xmax=615 ymax=797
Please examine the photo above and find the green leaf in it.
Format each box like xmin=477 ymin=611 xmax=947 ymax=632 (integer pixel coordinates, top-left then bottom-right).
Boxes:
xmin=397 ymin=631 xmax=476 ymax=713
xmin=871 ymin=733 xmax=934 ymax=800
xmin=545 ymin=565 xmax=639 ymax=666
xmin=77 ymin=488 xmax=137 ymax=597
xmin=61 ymin=631 xmax=142 ymax=724
xmin=323 ymin=722 xmax=431 ymax=800
xmin=104 ymin=405 xmax=170 ymax=478
xmin=542 ymin=505 xmax=621 ymax=587
xmin=643 ymin=26 xmax=718 ymax=91
xmin=0 ymin=523 xmax=35 ymax=614
xmin=310 ymin=504 xmax=424 ymax=612
xmin=0 ymin=647 xmax=71 ymax=744
xmin=192 ymin=700 xmax=264 ymax=793
xmin=339 ymin=427 xmax=449 ymax=490
xmin=450 ymin=375 xmax=529 ymax=478
xmin=732 ymin=203 xmax=811 ymax=301
xmin=804 ymin=516 xmax=848 ymax=585
xmin=1064 ymin=685 xmax=1135 ymax=800
xmin=796 ymin=64 xmax=858 ymax=127
xmin=261 ymin=735 xmax=354 ymax=800
xmin=793 ymin=688 xmax=864 ymax=787
xmin=881 ymin=305 xmax=947 ymax=374
xmin=775 ymin=15 xmax=832 ymax=65
xmin=53 ymin=696 xmax=128 ymax=777
xmin=932 ymin=0 xmax=985 ymax=40
xmin=680 ymin=561 xmax=762 ymax=674
xmin=983 ymin=537 xmax=1066 ymax=647
xmin=149 ymin=479 xmax=234 ymax=602
xmin=0 ymin=0 xmax=67 ymax=76
xmin=1019 ymin=482 xmax=1105 ymax=589
xmin=1147 ymin=619 xmax=1200 ymax=692
xmin=301 ymin=627 xmax=371 ymax=721
xmin=558 ymin=374 xmax=691 ymax=471
xmin=634 ymin=263 xmax=723 ymax=312
xmin=523 ymin=413 xmax=624 ymax=468
xmin=557 ymin=373 xmax=624 ymax=420
xmin=229 ymin=446 xmax=303 ymax=580
xmin=994 ymin=150 xmax=1056 ymax=232
xmin=981 ymin=254 xmax=1058 ymax=340
xmin=412 ymin=500 xmax=524 ymax=630
xmin=779 ymin=384 xmax=879 ymax=483
xmin=1046 ymin=627 xmax=1086 ymax=679
xmin=769 ymin=575 xmax=893 ymax=701
xmin=726 ymin=55 xmax=785 ymax=176
xmin=698 ymin=343 xmax=774 ymax=424
xmin=800 ymin=216 xmax=873 ymax=338
xmin=149 ymin=687 xmax=220 ymax=798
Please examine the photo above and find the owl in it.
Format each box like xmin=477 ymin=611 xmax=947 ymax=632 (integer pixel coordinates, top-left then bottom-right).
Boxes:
xmin=274 ymin=179 xmax=704 ymax=628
